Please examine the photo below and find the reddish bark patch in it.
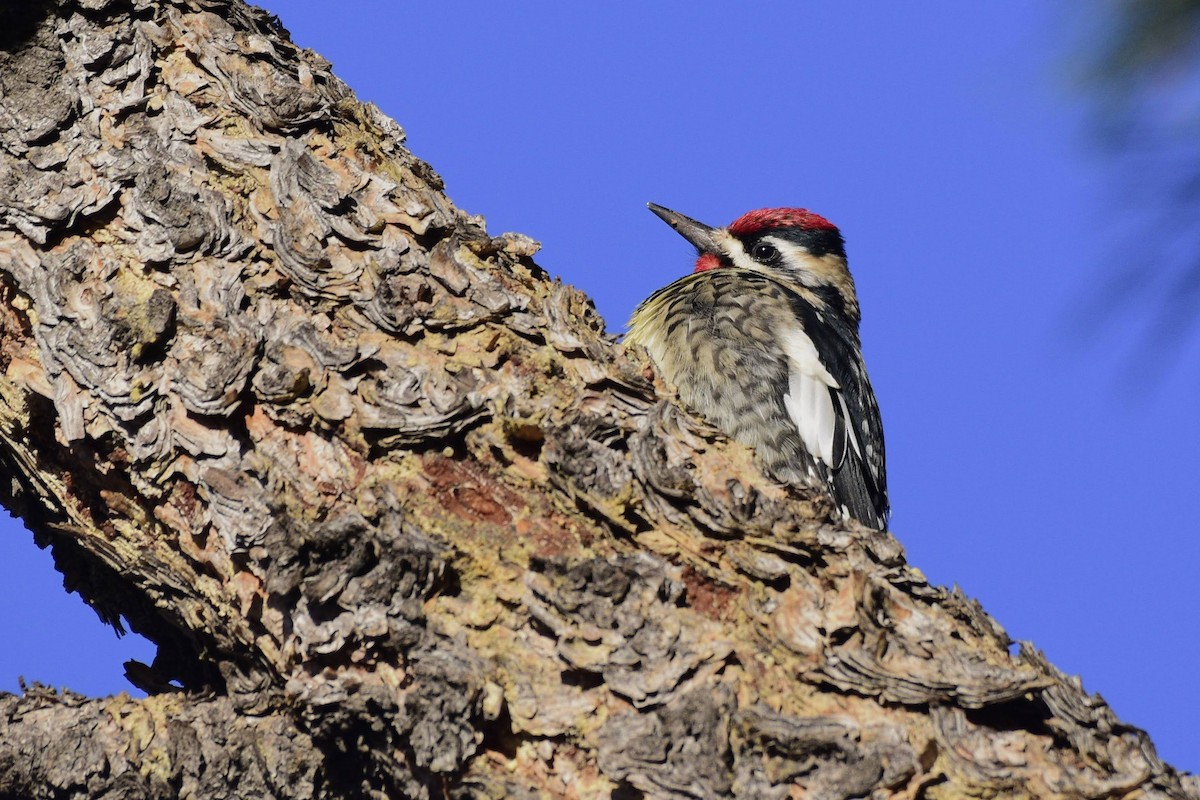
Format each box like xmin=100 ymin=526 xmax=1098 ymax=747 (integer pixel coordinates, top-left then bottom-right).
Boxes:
xmin=172 ymin=481 xmax=199 ymax=520
xmin=680 ymin=565 xmax=739 ymax=621
xmin=0 ymin=279 xmax=32 ymax=372
xmin=514 ymin=513 xmax=587 ymax=559
xmin=423 ymin=455 xmax=523 ymax=525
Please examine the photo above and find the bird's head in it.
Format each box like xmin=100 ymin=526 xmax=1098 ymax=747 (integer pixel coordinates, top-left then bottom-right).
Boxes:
xmin=648 ymin=202 xmax=859 ymax=322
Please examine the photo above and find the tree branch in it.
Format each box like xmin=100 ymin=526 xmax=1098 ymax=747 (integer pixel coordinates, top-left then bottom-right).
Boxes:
xmin=0 ymin=0 xmax=1194 ymax=797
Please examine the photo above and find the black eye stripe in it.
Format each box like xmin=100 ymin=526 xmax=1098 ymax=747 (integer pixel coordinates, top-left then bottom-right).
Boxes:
xmin=773 ymin=227 xmax=845 ymax=258
xmin=741 ymin=228 xmax=845 ymax=260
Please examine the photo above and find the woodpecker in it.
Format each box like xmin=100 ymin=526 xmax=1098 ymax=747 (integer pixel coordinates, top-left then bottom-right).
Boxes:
xmin=626 ymin=203 xmax=888 ymax=529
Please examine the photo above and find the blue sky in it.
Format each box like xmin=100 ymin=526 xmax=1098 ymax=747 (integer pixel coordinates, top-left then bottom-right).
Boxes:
xmin=2 ymin=1 xmax=1197 ymax=773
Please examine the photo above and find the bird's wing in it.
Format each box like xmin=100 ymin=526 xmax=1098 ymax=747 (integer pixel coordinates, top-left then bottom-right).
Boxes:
xmin=780 ymin=299 xmax=888 ymax=528
xmin=778 ymin=325 xmax=842 ymax=469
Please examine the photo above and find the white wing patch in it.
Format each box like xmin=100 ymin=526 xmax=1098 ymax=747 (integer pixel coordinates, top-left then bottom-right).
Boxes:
xmin=836 ymin=391 xmax=863 ymax=461
xmin=779 ymin=326 xmax=841 ymax=467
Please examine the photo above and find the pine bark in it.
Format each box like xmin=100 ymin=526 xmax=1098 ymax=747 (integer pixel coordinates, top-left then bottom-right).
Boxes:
xmin=0 ymin=1 xmax=1193 ymax=798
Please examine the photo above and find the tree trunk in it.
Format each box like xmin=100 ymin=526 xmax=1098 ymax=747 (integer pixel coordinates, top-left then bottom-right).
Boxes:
xmin=0 ymin=1 xmax=1193 ymax=798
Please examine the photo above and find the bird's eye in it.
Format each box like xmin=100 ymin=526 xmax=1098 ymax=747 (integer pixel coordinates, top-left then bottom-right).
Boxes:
xmin=751 ymin=242 xmax=779 ymax=263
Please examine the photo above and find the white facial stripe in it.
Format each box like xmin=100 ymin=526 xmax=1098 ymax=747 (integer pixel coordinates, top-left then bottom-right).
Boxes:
xmin=716 ymin=233 xmax=839 ymax=293
xmin=711 ymin=229 xmax=759 ymax=271
xmin=771 ymin=239 xmax=823 ymax=288
xmin=779 ymin=326 xmax=840 ymax=467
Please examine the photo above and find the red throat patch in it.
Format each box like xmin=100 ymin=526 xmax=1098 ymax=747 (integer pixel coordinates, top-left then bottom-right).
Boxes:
xmin=729 ymin=208 xmax=838 ymax=237
xmin=693 ymin=253 xmax=721 ymax=273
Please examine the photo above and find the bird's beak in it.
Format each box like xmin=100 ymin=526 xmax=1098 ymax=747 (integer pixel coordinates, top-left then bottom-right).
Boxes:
xmin=647 ymin=203 xmax=719 ymax=253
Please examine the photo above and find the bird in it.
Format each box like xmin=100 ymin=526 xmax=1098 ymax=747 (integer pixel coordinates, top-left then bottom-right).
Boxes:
xmin=626 ymin=203 xmax=888 ymax=529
